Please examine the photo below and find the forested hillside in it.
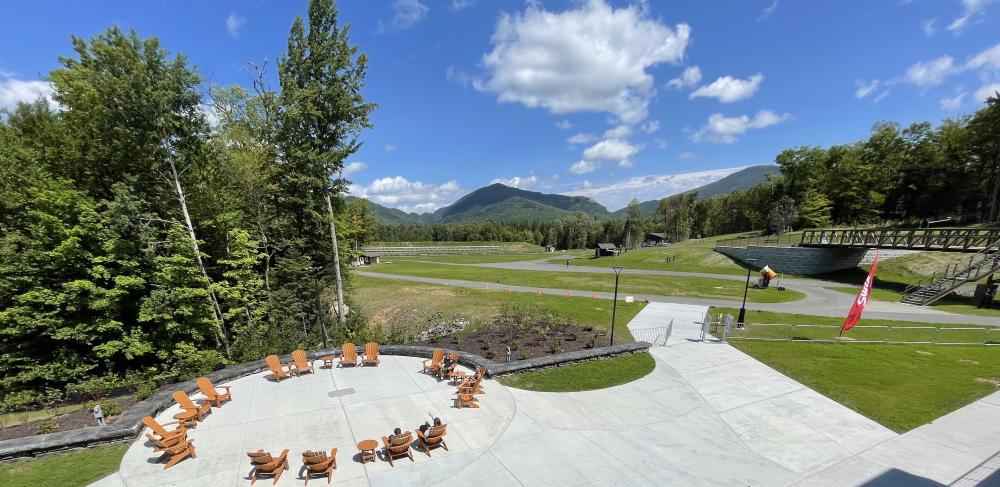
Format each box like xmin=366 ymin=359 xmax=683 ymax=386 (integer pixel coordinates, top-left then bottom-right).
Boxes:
xmin=0 ymin=0 xmax=378 ymax=402
xmin=374 ymin=97 xmax=1000 ymax=248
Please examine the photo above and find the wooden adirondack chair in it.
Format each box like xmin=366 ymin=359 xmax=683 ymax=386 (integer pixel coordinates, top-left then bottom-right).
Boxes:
xmin=363 ymin=342 xmax=380 ymax=366
xmin=422 ymin=348 xmax=444 ymax=376
xmin=381 ymin=431 xmax=413 ymax=466
xmin=339 ymin=343 xmax=357 ymax=367
xmin=195 ymin=377 xmax=232 ymax=407
xmin=455 ymin=392 xmax=479 ymax=409
xmin=443 ymin=352 xmax=460 ymax=380
xmin=265 ymin=355 xmax=293 ymax=382
xmin=159 ymin=439 xmax=196 ymax=469
xmin=172 ymin=391 xmax=211 ymax=421
xmin=247 ymin=449 xmax=289 ymax=485
xmin=417 ymin=424 xmax=448 ymax=456
xmin=149 ymin=430 xmax=188 ymax=452
xmin=291 ymin=349 xmax=314 ymax=375
xmin=301 ymin=448 xmax=337 ymax=485
xmin=456 ymin=367 xmax=486 ymax=395
xmin=142 ymin=416 xmax=186 ymax=442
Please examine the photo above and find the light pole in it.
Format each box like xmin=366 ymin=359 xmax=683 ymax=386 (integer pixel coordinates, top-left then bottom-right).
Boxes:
xmin=611 ymin=266 xmax=624 ymax=345
xmin=737 ymin=258 xmax=757 ymax=325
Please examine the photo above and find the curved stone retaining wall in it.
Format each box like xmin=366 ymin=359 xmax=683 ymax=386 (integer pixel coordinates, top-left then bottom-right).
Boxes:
xmin=0 ymin=341 xmax=649 ymax=461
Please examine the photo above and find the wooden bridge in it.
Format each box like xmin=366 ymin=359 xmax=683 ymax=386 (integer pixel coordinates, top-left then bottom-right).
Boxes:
xmin=798 ymin=228 xmax=1000 ymax=253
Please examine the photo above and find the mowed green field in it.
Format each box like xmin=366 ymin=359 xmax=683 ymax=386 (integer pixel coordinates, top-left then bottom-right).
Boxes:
xmin=368 ymin=241 xmax=542 ymax=252
xmin=352 ymin=275 xmax=646 ymax=342
xmin=825 ymin=286 xmax=1000 ymax=318
xmin=0 ymin=443 xmax=128 ymax=487
xmin=549 ymin=237 xmax=750 ymax=275
xmin=365 ymin=260 xmax=804 ymax=303
xmin=498 ymin=352 xmax=656 ymax=392
xmin=714 ymin=307 xmax=1000 ymax=432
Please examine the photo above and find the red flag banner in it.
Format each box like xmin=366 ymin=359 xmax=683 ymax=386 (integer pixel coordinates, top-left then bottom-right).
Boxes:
xmin=842 ymin=251 xmax=880 ymax=334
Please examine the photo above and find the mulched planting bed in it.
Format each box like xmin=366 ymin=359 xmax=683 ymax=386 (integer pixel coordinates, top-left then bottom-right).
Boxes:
xmin=0 ymin=396 xmax=136 ymax=441
xmin=411 ymin=322 xmax=616 ymax=362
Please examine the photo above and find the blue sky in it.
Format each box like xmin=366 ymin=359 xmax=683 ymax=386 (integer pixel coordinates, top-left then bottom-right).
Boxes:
xmin=1 ymin=1 xmax=999 ymax=212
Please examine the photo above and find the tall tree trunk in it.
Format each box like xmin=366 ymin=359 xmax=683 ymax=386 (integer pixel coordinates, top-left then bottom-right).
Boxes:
xmin=168 ymin=156 xmax=232 ymax=358
xmin=324 ymin=190 xmax=347 ymax=324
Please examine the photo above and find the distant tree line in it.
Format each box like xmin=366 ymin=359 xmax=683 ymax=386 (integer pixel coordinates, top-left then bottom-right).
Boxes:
xmin=374 ymin=95 xmax=1000 ymax=249
xmin=0 ymin=0 xmax=379 ymax=402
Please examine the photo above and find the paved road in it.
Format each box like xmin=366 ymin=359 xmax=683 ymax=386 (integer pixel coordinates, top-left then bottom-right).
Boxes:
xmin=357 ymin=263 xmax=1000 ymax=326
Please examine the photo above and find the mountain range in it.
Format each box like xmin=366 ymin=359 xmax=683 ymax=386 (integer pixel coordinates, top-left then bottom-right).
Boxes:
xmin=360 ymin=164 xmax=778 ymax=225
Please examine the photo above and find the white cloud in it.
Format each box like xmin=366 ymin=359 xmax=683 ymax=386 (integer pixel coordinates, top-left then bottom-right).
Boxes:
xmin=555 ymin=119 xmax=573 ymax=129
xmin=855 ymin=79 xmax=881 ymax=99
xmin=654 ymin=138 xmax=668 ymax=149
xmin=667 ymin=66 xmax=701 ymax=89
xmin=476 ymin=0 xmax=691 ymax=124
xmin=491 ymin=174 xmax=539 ymax=189
xmin=445 ymin=65 xmax=474 ymax=87
xmin=940 ymin=92 xmax=967 ymax=109
xmin=758 ymin=1 xmax=779 ymax=20
xmin=689 ymin=73 xmax=764 ymax=103
xmin=641 ymin=120 xmax=660 ymax=133
xmin=567 ymin=133 xmax=598 ymax=145
xmin=198 ymin=103 xmax=220 ymax=127
xmin=383 ymin=144 xmax=397 ymax=152
xmin=343 ymin=162 xmax=367 ymax=176
xmin=679 ymin=151 xmax=697 ymax=160
xmin=921 ymin=18 xmax=938 ymax=36
xmin=603 ymin=125 xmax=632 ymax=138
xmin=967 ymin=42 xmax=1000 ymax=70
xmin=948 ymin=0 xmax=997 ymax=33
xmin=904 ymin=55 xmax=957 ymax=86
xmin=690 ymin=110 xmax=793 ymax=144
xmin=582 ymin=138 xmax=643 ymax=166
xmin=380 ymin=0 xmax=429 ymax=32
xmin=975 ymin=82 xmax=1000 ymax=102
xmin=226 ymin=12 xmax=246 ymax=37
xmin=563 ymin=167 xmax=742 ymax=210
xmin=0 ymin=78 xmax=54 ymax=111
xmin=569 ymin=160 xmax=600 ymax=175
xmin=351 ymin=176 xmax=462 ymax=213
xmin=451 ymin=0 xmax=475 ymax=11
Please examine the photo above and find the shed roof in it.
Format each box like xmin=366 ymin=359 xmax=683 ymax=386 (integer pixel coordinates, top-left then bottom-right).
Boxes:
xmin=597 ymin=243 xmax=617 ymax=250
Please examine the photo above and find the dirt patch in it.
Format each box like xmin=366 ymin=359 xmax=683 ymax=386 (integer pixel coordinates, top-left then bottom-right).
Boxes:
xmin=410 ymin=322 xmax=612 ymax=361
xmin=975 ymin=377 xmax=1000 ymax=387
xmin=0 ymin=396 xmax=136 ymax=441
xmin=915 ymin=350 xmax=935 ymax=356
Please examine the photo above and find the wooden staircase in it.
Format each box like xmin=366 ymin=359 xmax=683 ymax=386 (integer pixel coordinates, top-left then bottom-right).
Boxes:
xmin=901 ymin=242 xmax=1000 ymax=306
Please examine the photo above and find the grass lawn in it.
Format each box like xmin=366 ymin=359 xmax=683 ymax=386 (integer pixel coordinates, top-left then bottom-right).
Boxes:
xmin=0 ymin=442 xmax=128 ymax=487
xmin=711 ymin=307 xmax=1000 ymax=432
xmin=398 ymin=253 xmax=551 ymax=264
xmin=497 ymin=352 xmax=656 ymax=392
xmin=0 ymin=403 xmax=88 ymax=428
xmin=549 ymin=236 xmax=751 ymax=275
xmin=368 ymin=241 xmax=541 ymax=252
xmin=825 ymin=286 xmax=1000 ymax=318
xmin=366 ymin=260 xmax=804 ymax=303
xmin=351 ymin=275 xmax=646 ymax=343
xmin=729 ymin=341 xmax=1000 ymax=432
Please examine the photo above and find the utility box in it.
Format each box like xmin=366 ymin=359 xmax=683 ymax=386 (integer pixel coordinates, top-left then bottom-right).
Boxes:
xmin=974 ymin=284 xmax=997 ymax=309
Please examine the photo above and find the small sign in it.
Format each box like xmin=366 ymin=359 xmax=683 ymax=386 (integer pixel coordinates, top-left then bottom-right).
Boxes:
xmin=625 ymin=296 xmax=635 ymax=303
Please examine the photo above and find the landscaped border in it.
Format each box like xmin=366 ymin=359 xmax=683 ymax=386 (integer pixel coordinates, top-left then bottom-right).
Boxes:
xmin=0 ymin=341 xmax=649 ymax=461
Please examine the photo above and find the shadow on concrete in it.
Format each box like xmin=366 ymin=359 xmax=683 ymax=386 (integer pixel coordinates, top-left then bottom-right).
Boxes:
xmin=859 ymin=468 xmax=944 ymax=487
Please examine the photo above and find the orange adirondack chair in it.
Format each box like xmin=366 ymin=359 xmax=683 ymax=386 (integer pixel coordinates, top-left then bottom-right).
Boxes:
xmin=339 ymin=343 xmax=357 ymax=367
xmin=456 ymin=367 xmax=486 ymax=395
xmin=247 ymin=449 xmax=289 ymax=485
xmin=142 ymin=416 xmax=186 ymax=442
xmin=417 ymin=424 xmax=448 ymax=456
xmin=381 ymin=432 xmax=413 ymax=466
xmin=363 ymin=342 xmax=380 ymax=366
xmin=422 ymin=349 xmax=444 ymax=376
xmin=195 ymin=377 xmax=232 ymax=407
xmin=455 ymin=392 xmax=479 ymax=409
xmin=291 ymin=349 xmax=314 ymax=375
xmin=443 ymin=352 xmax=460 ymax=380
xmin=301 ymin=448 xmax=337 ymax=485
xmin=149 ymin=430 xmax=188 ymax=452
xmin=172 ymin=391 xmax=211 ymax=421
xmin=159 ymin=439 xmax=196 ymax=469
xmin=265 ymin=355 xmax=293 ymax=381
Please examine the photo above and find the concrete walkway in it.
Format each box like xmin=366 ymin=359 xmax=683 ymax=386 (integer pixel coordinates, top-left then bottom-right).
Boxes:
xmin=91 ymin=303 xmax=1000 ymax=486
xmin=356 ymin=269 xmax=1000 ymax=326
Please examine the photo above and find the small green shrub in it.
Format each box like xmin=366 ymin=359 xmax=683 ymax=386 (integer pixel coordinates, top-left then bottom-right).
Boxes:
xmin=484 ymin=342 xmax=496 ymax=359
xmin=510 ymin=340 xmax=521 ymax=352
xmin=97 ymin=400 xmax=123 ymax=417
xmin=453 ymin=336 xmax=463 ymax=349
xmin=67 ymin=375 xmax=121 ymax=401
xmin=519 ymin=351 xmax=531 ymax=360
xmin=36 ymin=420 xmax=59 ymax=434
xmin=134 ymin=382 xmax=156 ymax=401
xmin=585 ymin=337 xmax=597 ymax=349
xmin=548 ymin=337 xmax=563 ymax=354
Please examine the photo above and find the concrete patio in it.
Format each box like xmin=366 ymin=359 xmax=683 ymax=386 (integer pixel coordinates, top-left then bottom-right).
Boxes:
xmin=90 ymin=303 xmax=1000 ymax=486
